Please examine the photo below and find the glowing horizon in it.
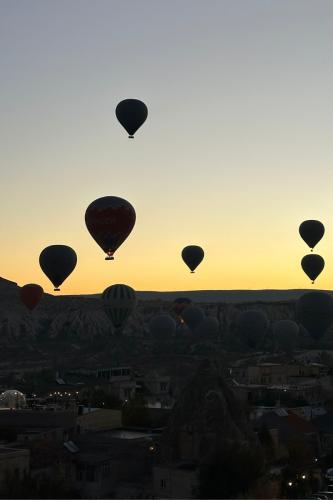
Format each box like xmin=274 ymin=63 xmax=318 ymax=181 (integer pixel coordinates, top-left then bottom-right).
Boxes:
xmin=1 ymin=0 xmax=333 ymax=295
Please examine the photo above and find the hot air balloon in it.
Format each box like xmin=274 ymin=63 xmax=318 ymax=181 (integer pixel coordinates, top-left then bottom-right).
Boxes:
xmin=301 ymin=254 xmax=324 ymax=283
xmin=149 ymin=314 xmax=176 ymax=340
xmin=182 ymin=246 xmax=204 ymax=273
xmin=273 ymin=320 xmax=299 ymax=352
xmin=297 ymin=291 xmax=333 ymax=340
xmin=39 ymin=245 xmax=77 ymax=291
xmin=102 ymin=284 xmax=137 ymax=333
xmin=237 ymin=310 xmax=268 ymax=349
xmin=20 ymin=284 xmax=44 ymax=311
xmin=299 ymin=220 xmax=325 ymax=251
xmin=85 ymin=196 xmax=136 ymax=260
xmin=173 ymin=297 xmax=192 ymax=318
xmin=182 ymin=306 xmax=205 ymax=331
xmin=116 ymin=99 xmax=148 ymax=138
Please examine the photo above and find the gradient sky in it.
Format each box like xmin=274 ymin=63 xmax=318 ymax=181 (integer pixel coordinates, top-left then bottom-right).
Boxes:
xmin=1 ymin=0 xmax=333 ymax=294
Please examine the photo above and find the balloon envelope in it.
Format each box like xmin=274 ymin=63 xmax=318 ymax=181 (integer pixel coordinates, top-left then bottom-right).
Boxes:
xmin=39 ymin=245 xmax=77 ymax=291
xmin=297 ymin=291 xmax=333 ymax=340
xmin=85 ymin=196 xmax=136 ymax=259
xmin=173 ymin=297 xmax=192 ymax=317
xmin=182 ymin=306 xmax=205 ymax=331
xmin=237 ymin=310 xmax=268 ymax=349
xmin=299 ymin=220 xmax=325 ymax=250
xmin=301 ymin=254 xmax=324 ymax=283
xmin=103 ymin=284 xmax=137 ymax=331
xmin=182 ymin=245 xmax=204 ymax=273
xmin=149 ymin=314 xmax=176 ymax=340
xmin=20 ymin=284 xmax=44 ymax=311
xmin=116 ymin=99 xmax=148 ymax=138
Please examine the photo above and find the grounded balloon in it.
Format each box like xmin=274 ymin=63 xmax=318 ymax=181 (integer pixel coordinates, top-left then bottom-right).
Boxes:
xmin=103 ymin=284 xmax=137 ymax=331
xmin=273 ymin=320 xmax=299 ymax=352
xmin=39 ymin=245 xmax=77 ymax=291
xmin=182 ymin=306 xmax=205 ymax=331
xmin=301 ymin=254 xmax=324 ymax=283
xmin=173 ymin=297 xmax=192 ymax=317
xmin=149 ymin=314 xmax=176 ymax=340
xmin=299 ymin=220 xmax=325 ymax=251
xmin=20 ymin=284 xmax=44 ymax=311
xmin=182 ymin=245 xmax=204 ymax=273
xmin=85 ymin=196 xmax=136 ymax=260
xmin=237 ymin=310 xmax=268 ymax=349
xmin=116 ymin=99 xmax=148 ymax=138
xmin=297 ymin=291 xmax=333 ymax=340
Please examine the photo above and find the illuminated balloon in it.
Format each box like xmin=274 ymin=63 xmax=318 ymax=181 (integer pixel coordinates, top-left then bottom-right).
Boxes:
xmin=182 ymin=245 xmax=204 ymax=273
xmin=301 ymin=254 xmax=324 ymax=283
xmin=85 ymin=196 xmax=136 ymax=260
xmin=116 ymin=99 xmax=148 ymax=138
xmin=20 ymin=284 xmax=44 ymax=311
xmin=39 ymin=245 xmax=77 ymax=291
xmin=102 ymin=284 xmax=137 ymax=332
xmin=297 ymin=291 xmax=333 ymax=340
xmin=149 ymin=314 xmax=176 ymax=340
xmin=237 ymin=310 xmax=268 ymax=349
xmin=299 ymin=220 xmax=325 ymax=251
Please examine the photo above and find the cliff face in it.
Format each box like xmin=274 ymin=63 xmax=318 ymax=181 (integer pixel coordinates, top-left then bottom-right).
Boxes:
xmin=159 ymin=358 xmax=261 ymax=464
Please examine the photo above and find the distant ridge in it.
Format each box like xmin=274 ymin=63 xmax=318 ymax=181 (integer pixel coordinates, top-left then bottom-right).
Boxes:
xmin=74 ymin=289 xmax=333 ymax=304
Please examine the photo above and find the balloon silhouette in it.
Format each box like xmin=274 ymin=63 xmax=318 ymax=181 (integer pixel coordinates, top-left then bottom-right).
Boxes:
xmin=182 ymin=245 xmax=204 ymax=273
xmin=85 ymin=196 xmax=136 ymax=260
xmin=301 ymin=254 xmax=324 ymax=283
xmin=299 ymin=220 xmax=325 ymax=251
xmin=116 ymin=99 xmax=148 ymax=138
xmin=102 ymin=284 xmax=137 ymax=332
xmin=20 ymin=284 xmax=44 ymax=311
xmin=297 ymin=291 xmax=333 ymax=340
xmin=39 ymin=245 xmax=77 ymax=291
xmin=173 ymin=297 xmax=192 ymax=318
xmin=182 ymin=306 xmax=205 ymax=331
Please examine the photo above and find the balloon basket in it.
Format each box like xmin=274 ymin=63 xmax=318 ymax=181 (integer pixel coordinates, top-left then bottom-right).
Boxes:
xmin=54 ymin=288 xmax=60 ymax=292
xmin=128 ymin=135 xmax=134 ymax=139
xmin=105 ymin=256 xmax=114 ymax=261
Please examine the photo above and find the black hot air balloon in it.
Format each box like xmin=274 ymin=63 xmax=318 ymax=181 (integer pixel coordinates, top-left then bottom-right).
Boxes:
xmin=102 ymin=284 xmax=137 ymax=333
xmin=85 ymin=196 xmax=136 ymax=260
xmin=116 ymin=99 xmax=148 ymax=138
xmin=299 ymin=220 xmax=325 ymax=251
xmin=39 ymin=245 xmax=77 ymax=291
xmin=20 ymin=284 xmax=44 ymax=311
xmin=301 ymin=254 xmax=324 ymax=283
xmin=297 ymin=291 xmax=333 ymax=340
xmin=182 ymin=245 xmax=204 ymax=273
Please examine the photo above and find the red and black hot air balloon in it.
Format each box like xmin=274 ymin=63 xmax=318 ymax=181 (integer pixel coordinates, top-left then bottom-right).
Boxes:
xmin=20 ymin=284 xmax=44 ymax=311
xmin=85 ymin=196 xmax=136 ymax=260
